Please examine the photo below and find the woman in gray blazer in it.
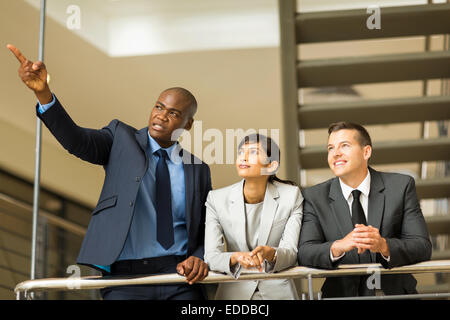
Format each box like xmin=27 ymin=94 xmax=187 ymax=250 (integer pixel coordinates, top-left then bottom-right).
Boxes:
xmin=204 ymin=134 xmax=303 ymax=300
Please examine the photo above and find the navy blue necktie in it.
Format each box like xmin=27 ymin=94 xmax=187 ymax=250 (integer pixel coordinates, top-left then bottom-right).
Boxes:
xmin=154 ymin=149 xmax=174 ymax=250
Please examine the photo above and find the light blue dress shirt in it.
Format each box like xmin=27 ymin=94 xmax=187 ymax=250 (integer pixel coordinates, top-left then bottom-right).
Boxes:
xmin=117 ymin=132 xmax=188 ymax=261
xmin=38 ymin=94 xmax=56 ymax=113
xmin=38 ymin=96 xmax=188 ymax=273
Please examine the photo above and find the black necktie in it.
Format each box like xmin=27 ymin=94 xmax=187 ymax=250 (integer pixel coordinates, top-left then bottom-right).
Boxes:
xmin=351 ymin=189 xmax=367 ymax=226
xmin=351 ymin=189 xmax=372 ymax=282
xmin=155 ymin=149 xmax=174 ymax=250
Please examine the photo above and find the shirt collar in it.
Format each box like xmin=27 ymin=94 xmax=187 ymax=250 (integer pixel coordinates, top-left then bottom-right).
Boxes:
xmin=147 ymin=131 xmax=182 ymax=164
xmin=339 ymin=170 xmax=371 ymax=201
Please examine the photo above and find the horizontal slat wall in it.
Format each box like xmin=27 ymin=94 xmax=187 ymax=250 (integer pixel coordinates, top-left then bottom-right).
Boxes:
xmin=425 ymin=215 xmax=450 ymax=235
xmin=297 ymin=51 xmax=450 ymax=87
xmin=299 ymin=137 xmax=450 ymax=169
xmin=296 ymin=3 xmax=450 ymax=44
xmin=288 ymin=2 xmax=449 ymax=285
xmin=299 ymin=96 xmax=450 ymax=129
xmin=0 ymin=196 xmax=92 ymax=300
xmin=416 ymin=177 xmax=450 ymax=199
xmin=431 ymin=250 xmax=450 ymax=260
xmin=295 ymin=3 xmax=450 ymax=203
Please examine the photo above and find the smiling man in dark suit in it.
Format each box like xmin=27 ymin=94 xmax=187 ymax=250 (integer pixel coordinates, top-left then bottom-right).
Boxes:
xmin=8 ymin=44 xmax=211 ymax=300
xmin=298 ymin=121 xmax=432 ymax=298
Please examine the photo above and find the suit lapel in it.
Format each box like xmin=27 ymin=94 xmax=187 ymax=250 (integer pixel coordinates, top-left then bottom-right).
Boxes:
xmin=182 ymin=151 xmax=195 ymax=239
xmin=329 ymin=178 xmax=354 ymax=237
xmin=367 ymin=167 xmax=385 ymax=232
xmin=258 ymin=182 xmax=279 ymax=246
xmin=135 ymin=127 xmax=149 ymax=154
xmin=229 ymin=180 xmax=250 ymax=252
xmin=329 ymin=178 xmax=361 ymax=262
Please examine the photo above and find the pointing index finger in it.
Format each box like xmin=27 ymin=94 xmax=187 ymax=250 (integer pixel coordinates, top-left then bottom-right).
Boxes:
xmin=7 ymin=44 xmax=27 ymax=64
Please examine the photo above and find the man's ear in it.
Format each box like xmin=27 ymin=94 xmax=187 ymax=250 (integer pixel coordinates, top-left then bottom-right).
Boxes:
xmin=184 ymin=118 xmax=194 ymax=131
xmin=363 ymin=145 xmax=372 ymax=161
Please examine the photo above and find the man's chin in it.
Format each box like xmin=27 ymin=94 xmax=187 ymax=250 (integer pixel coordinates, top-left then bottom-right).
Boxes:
xmin=148 ymin=129 xmax=166 ymax=140
xmin=331 ymin=167 xmax=348 ymax=178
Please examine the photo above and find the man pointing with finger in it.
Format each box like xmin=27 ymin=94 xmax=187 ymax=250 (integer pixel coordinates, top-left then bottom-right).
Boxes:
xmin=298 ymin=122 xmax=432 ymax=298
xmin=7 ymin=44 xmax=211 ymax=300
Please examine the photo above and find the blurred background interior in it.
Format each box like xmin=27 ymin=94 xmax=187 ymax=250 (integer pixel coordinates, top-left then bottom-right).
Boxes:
xmin=0 ymin=0 xmax=449 ymax=299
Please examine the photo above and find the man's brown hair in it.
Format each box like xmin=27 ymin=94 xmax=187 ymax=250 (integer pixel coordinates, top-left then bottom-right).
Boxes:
xmin=328 ymin=122 xmax=372 ymax=147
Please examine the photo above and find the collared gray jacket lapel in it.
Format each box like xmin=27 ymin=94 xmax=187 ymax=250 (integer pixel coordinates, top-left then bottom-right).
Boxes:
xmin=229 ymin=180 xmax=250 ymax=252
xmin=367 ymin=167 xmax=386 ymax=231
xmin=135 ymin=127 xmax=149 ymax=154
xmin=258 ymin=182 xmax=280 ymax=246
xmin=329 ymin=178 xmax=360 ymax=262
xmin=228 ymin=180 xmax=280 ymax=249
xmin=367 ymin=167 xmax=386 ymax=261
xmin=329 ymin=178 xmax=354 ymax=237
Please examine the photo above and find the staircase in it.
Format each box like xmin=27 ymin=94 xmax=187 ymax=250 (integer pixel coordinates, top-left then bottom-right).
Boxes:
xmin=278 ymin=0 xmax=450 ymax=263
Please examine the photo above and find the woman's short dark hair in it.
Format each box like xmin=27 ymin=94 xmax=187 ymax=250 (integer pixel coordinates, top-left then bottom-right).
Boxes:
xmin=238 ymin=133 xmax=297 ymax=186
xmin=328 ymin=122 xmax=372 ymax=147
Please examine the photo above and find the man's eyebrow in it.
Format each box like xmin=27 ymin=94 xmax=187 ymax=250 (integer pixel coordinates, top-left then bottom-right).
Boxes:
xmin=156 ymin=101 xmax=182 ymax=113
xmin=328 ymin=140 xmax=352 ymax=147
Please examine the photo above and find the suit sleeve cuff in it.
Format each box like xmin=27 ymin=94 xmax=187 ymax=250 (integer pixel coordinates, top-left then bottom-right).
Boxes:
xmin=330 ymin=248 xmax=345 ymax=262
xmin=381 ymin=253 xmax=391 ymax=262
xmin=38 ymin=93 xmax=56 ymax=114
xmin=230 ymin=262 xmax=242 ymax=279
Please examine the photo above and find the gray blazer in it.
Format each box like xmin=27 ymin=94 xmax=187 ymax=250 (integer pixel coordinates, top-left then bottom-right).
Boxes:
xmin=205 ymin=180 xmax=303 ymax=300
xmin=298 ymin=167 xmax=432 ymax=298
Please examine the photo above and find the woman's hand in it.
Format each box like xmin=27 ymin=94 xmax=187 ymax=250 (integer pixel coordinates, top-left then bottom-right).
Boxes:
xmin=230 ymin=252 xmax=261 ymax=270
xmin=230 ymin=246 xmax=276 ymax=272
xmin=250 ymin=246 xmax=276 ymax=270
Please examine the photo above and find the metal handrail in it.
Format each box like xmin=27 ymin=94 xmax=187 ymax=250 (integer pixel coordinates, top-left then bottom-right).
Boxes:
xmin=14 ymin=260 xmax=450 ymax=300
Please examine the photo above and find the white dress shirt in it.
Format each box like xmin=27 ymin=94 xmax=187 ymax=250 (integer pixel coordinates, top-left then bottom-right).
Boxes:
xmin=330 ymin=171 xmax=390 ymax=262
xmin=340 ymin=171 xmax=371 ymax=222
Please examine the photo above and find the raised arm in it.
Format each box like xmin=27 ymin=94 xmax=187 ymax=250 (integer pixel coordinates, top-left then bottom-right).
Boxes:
xmin=7 ymin=44 xmax=113 ymax=165
xmin=7 ymin=44 xmax=52 ymax=104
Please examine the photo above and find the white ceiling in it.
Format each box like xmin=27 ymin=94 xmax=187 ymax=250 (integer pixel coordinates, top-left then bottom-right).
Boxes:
xmin=298 ymin=0 xmax=442 ymax=12
xmin=24 ymin=0 xmax=445 ymax=56
xmin=24 ymin=0 xmax=279 ymax=56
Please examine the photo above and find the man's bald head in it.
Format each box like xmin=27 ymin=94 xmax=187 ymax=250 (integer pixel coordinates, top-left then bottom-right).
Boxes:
xmin=148 ymin=87 xmax=197 ymax=148
xmin=161 ymin=87 xmax=197 ymax=119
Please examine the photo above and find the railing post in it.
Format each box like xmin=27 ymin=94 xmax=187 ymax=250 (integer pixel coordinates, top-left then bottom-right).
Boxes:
xmin=307 ymin=274 xmax=314 ymax=300
xmin=30 ymin=0 xmax=47 ymax=288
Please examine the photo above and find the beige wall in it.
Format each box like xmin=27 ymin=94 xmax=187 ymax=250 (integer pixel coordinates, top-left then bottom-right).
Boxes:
xmin=0 ymin=0 xmax=284 ymax=207
xmin=2 ymin=1 xmax=445 ymax=208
